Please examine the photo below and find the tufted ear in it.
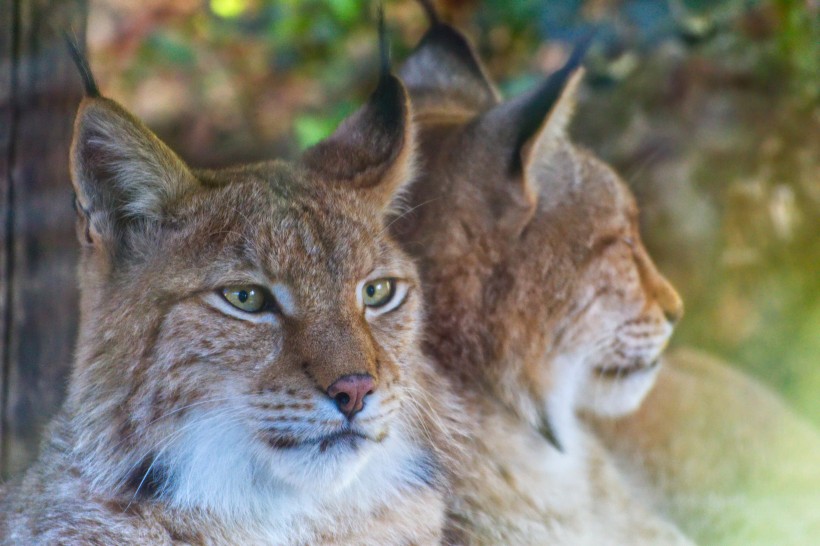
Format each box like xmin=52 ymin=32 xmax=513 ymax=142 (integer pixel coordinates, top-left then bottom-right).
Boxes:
xmin=520 ymin=68 xmax=585 ymax=179
xmin=399 ymin=0 xmax=499 ymax=116
xmin=478 ymin=35 xmax=590 ymax=176
xmin=463 ymin=37 xmax=591 ymax=236
xmin=66 ymin=35 xmax=197 ymax=252
xmin=70 ymin=98 xmax=197 ymax=247
xmin=301 ymin=9 xmax=416 ymax=212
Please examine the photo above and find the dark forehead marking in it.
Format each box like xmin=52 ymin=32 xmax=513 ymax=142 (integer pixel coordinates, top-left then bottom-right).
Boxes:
xmin=190 ymin=166 xmax=385 ymax=284
xmin=307 ymin=194 xmax=378 ymax=280
xmin=243 ymin=188 xmax=379 ymax=284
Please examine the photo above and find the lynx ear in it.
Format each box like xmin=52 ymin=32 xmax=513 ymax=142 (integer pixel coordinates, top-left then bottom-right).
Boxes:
xmin=465 ymin=38 xmax=590 ymax=236
xmin=520 ymin=68 xmax=585 ymax=176
xmin=302 ymin=10 xmax=415 ymax=211
xmin=485 ymin=35 xmax=590 ymax=176
xmin=70 ymin=97 xmax=197 ymax=246
xmin=66 ymin=33 xmax=196 ymax=249
xmin=399 ymin=2 xmax=498 ymax=115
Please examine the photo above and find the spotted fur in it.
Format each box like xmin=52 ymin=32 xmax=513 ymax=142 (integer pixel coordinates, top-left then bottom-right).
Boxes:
xmin=393 ymin=18 xmax=689 ymax=544
xmin=0 ymin=61 xmax=463 ymax=545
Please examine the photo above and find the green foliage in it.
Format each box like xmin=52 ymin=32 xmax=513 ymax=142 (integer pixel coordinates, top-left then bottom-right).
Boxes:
xmin=210 ymin=0 xmax=249 ymax=19
xmin=144 ymin=32 xmax=197 ymax=67
xmin=294 ymin=100 xmax=355 ymax=149
xmin=774 ymin=0 xmax=820 ymax=104
xmin=93 ymin=0 xmax=819 ymax=424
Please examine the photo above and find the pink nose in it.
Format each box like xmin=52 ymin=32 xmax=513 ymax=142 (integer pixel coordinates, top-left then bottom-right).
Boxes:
xmin=327 ymin=374 xmax=375 ymax=419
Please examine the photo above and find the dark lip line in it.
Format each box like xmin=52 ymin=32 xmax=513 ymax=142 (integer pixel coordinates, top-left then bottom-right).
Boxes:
xmin=266 ymin=429 xmax=370 ymax=450
xmin=595 ymin=358 xmax=660 ymax=379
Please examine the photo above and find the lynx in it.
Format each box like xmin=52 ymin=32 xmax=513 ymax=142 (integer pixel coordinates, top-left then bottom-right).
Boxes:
xmin=393 ymin=10 xmax=690 ymax=544
xmin=0 ymin=34 xmax=462 ymax=544
xmin=402 ymin=5 xmax=820 ymax=545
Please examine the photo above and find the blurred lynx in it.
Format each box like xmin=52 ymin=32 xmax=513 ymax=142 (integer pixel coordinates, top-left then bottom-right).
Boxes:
xmin=394 ymin=9 xmax=689 ymax=544
xmin=402 ymin=5 xmax=820 ymax=546
xmin=589 ymin=347 xmax=820 ymax=545
xmin=0 ymin=34 xmax=462 ymax=545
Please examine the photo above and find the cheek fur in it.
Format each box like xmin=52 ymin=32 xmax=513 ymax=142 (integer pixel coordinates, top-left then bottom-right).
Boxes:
xmin=132 ymin=303 xmax=284 ymax=427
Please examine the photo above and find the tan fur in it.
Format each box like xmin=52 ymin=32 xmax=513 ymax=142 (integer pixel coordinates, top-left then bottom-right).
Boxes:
xmin=0 ymin=70 xmax=464 ymax=544
xmin=587 ymin=347 xmax=820 ymax=545
xmin=394 ymin=21 xmax=690 ymax=544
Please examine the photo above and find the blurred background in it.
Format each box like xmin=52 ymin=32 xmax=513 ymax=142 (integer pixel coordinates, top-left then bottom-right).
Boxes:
xmin=0 ymin=0 xmax=817 ymax=478
xmin=88 ymin=0 xmax=820 ymax=421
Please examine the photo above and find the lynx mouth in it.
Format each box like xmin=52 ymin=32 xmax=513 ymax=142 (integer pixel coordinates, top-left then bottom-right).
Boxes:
xmin=595 ymin=358 xmax=659 ymax=379
xmin=266 ymin=429 xmax=370 ymax=452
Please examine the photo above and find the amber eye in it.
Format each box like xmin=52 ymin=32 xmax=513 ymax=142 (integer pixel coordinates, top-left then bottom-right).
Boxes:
xmin=362 ymin=279 xmax=395 ymax=308
xmin=222 ymin=285 xmax=266 ymax=313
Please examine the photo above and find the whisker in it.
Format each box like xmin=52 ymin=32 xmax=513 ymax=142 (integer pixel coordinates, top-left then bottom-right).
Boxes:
xmin=126 ymin=409 xmax=251 ymax=506
xmin=109 ymin=395 xmax=241 ymax=453
xmin=116 ymin=405 xmax=247 ymax=499
xmin=378 ymin=197 xmax=440 ymax=240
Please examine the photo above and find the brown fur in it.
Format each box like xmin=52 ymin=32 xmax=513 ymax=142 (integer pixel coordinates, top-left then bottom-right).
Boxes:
xmin=393 ymin=20 xmax=690 ymax=544
xmin=0 ymin=64 xmax=463 ymax=544
xmin=587 ymin=347 xmax=820 ymax=545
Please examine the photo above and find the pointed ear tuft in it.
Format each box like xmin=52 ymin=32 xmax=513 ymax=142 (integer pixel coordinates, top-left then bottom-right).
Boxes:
xmin=473 ymin=34 xmax=592 ymax=176
xmin=521 ymin=68 xmax=585 ymax=173
xmin=302 ymin=15 xmax=415 ymax=212
xmin=70 ymin=98 xmax=197 ymax=246
xmin=507 ymin=35 xmax=592 ymax=174
xmin=416 ymin=0 xmax=440 ymax=25
xmin=399 ymin=20 xmax=499 ymax=115
xmin=64 ymin=30 xmax=100 ymax=98
xmin=377 ymin=4 xmax=390 ymax=82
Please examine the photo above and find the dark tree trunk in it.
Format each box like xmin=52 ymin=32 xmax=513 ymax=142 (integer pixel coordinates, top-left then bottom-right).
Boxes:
xmin=0 ymin=0 xmax=87 ymax=479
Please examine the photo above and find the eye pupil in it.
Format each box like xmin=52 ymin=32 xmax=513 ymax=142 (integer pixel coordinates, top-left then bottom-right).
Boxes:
xmin=221 ymin=285 xmax=268 ymax=313
xmin=362 ymin=279 xmax=399 ymax=310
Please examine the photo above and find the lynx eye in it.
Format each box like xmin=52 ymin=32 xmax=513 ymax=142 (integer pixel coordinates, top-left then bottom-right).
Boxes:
xmin=222 ymin=285 xmax=266 ymax=313
xmin=362 ymin=279 xmax=395 ymax=308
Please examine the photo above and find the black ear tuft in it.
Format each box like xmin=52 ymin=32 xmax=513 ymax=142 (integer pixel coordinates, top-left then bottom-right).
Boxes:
xmin=301 ymin=8 xmax=414 ymax=209
xmin=507 ymin=32 xmax=594 ymax=174
xmin=417 ymin=0 xmax=440 ymax=25
xmin=399 ymin=13 xmax=498 ymax=113
xmin=63 ymin=30 xmax=100 ymax=98
xmin=377 ymin=4 xmax=392 ymax=84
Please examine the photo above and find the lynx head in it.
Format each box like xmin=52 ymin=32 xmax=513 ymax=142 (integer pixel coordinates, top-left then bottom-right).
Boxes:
xmin=64 ymin=38 xmax=433 ymax=521
xmin=394 ymin=20 xmax=682 ymax=444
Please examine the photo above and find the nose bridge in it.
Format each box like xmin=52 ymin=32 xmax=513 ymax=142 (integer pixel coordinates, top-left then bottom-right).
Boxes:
xmin=654 ymin=273 xmax=684 ymax=323
xmin=634 ymin=245 xmax=684 ymax=323
xmin=302 ymin=314 xmax=378 ymax=392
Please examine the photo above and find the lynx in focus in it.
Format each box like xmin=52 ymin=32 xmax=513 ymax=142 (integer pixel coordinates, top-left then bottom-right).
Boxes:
xmin=0 ymin=33 xmax=461 ymax=545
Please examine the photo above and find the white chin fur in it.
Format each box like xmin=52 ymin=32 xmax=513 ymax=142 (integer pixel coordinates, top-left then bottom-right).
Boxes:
xmin=578 ymin=365 xmax=660 ymax=418
xmin=163 ymin=408 xmax=376 ymax=507
xmin=152 ymin=405 xmax=427 ymax=532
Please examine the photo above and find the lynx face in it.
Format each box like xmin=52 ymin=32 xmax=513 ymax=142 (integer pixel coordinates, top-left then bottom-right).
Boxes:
xmin=121 ymin=177 xmax=421 ymax=497
xmin=534 ymin=147 xmax=683 ymax=418
xmin=66 ymin=71 xmax=434 ymax=519
xmin=395 ymin=23 xmax=682 ymax=439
